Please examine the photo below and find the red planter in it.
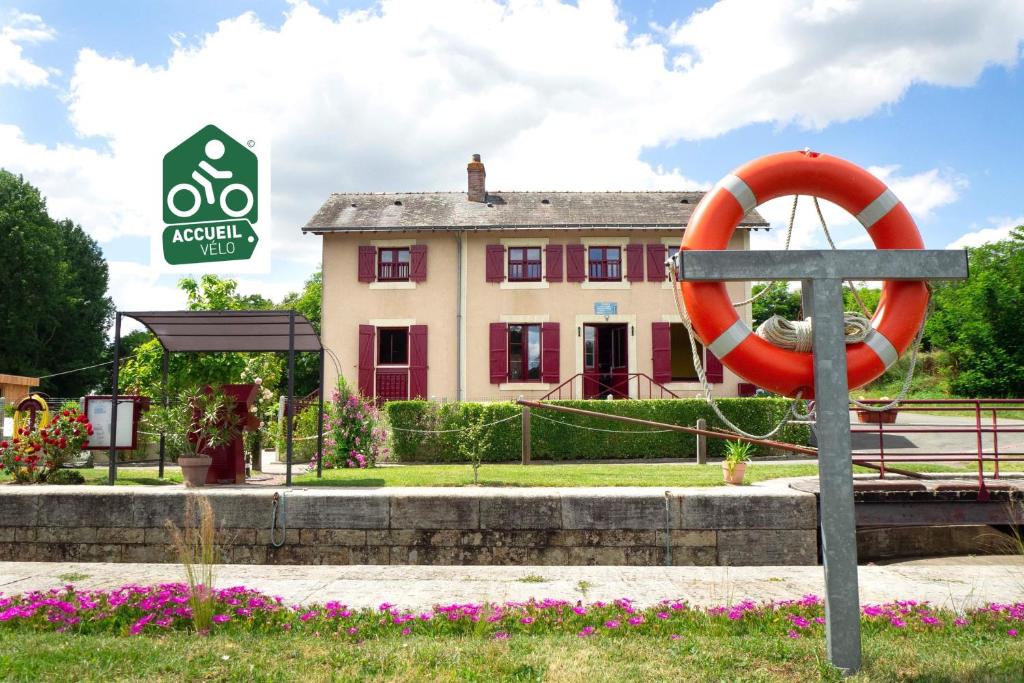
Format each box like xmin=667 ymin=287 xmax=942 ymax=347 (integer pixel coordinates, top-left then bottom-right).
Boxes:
xmin=856 ymin=409 xmax=899 ymax=424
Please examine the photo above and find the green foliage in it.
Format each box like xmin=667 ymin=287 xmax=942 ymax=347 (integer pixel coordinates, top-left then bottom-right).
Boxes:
xmin=751 ymin=283 xmax=802 ymax=327
xmin=142 ymin=388 xmax=242 ymax=460
xmin=118 ymin=275 xmax=284 ymax=399
xmin=275 ymin=402 xmax=321 ymax=464
xmin=385 ymin=399 xmax=809 ymax=463
xmin=0 ymin=171 xmax=114 ymax=396
xmin=843 ymin=284 xmax=881 ymax=315
xmin=43 ymin=468 xmax=85 ymax=485
xmin=279 ymin=269 xmax=322 ymax=395
xmin=316 ymin=377 xmax=388 ymax=469
xmin=723 ymin=440 xmax=754 ymax=464
xmin=927 ymin=228 xmax=1024 ymax=397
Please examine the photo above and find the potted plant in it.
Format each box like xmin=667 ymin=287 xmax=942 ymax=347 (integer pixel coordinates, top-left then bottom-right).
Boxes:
xmin=722 ymin=440 xmax=753 ymax=485
xmin=145 ymin=388 xmax=242 ymax=487
xmin=855 ymin=396 xmax=899 ymax=424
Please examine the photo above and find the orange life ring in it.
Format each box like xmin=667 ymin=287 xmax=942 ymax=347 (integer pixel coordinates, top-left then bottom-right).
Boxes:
xmin=680 ymin=150 xmax=928 ymax=399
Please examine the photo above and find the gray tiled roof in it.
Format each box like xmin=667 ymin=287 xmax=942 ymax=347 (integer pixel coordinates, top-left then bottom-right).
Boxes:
xmin=302 ymin=191 xmax=769 ymax=233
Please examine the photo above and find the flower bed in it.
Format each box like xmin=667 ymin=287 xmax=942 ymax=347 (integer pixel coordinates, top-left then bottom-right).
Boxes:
xmin=1 ymin=584 xmax=1020 ymax=641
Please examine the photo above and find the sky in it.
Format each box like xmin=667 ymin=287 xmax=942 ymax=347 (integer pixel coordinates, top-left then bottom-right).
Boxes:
xmin=1 ymin=0 xmax=1023 ymax=326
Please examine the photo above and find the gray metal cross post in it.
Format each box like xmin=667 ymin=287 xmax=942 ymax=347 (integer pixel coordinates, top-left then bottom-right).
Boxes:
xmin=674 ymin=248 xmax=968 ymax=674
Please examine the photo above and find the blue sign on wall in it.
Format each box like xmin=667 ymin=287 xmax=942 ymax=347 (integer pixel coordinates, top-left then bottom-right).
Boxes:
xmin=594 ymin=302 xmax=618 ymax=316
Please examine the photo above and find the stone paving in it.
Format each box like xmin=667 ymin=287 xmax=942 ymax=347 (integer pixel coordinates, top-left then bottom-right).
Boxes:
xmin=1 ymin=558 xmax=1020 ymax=610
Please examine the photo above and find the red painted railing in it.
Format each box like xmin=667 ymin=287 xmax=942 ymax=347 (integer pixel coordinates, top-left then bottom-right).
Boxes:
xmin=850 ymin=398 xmax=1024 ymax=496
xmin=540 ymin=372 xmax=682 ymax=400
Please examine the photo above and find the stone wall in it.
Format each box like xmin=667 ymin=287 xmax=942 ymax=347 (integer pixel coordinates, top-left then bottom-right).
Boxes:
xmin=0 ymin=486 xmax=820 ymax=566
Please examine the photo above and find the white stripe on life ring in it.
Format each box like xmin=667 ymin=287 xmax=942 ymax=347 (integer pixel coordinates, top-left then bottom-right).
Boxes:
xmin=863 ymin=328 xmax=899 ymax=369
xmin=719 ymin=174 xmax=757 ymax=214
xmin=856 ymin=188 xmax=899 ymax=230
xmin=707 ymin=318 xmax=751 ymax=360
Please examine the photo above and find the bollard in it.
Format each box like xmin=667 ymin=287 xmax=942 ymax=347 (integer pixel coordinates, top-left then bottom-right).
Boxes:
xmin=521 ymin=405 xmax=531 ymax=465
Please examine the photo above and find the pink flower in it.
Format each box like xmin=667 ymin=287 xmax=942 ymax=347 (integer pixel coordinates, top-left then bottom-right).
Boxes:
xmin=493 ymin=631 xmax=510 ymax=640
xmin=669 ymin=634 xmax=681 ymax=640
xmin=212 ymin=614 xmax=230 ymax=624
xmin=401 ymin=627 xmax=411 ymax=636
xmin=787 ymin=630 xmax=801 ymax=639
xmin=890 ymin=617 xmax=906 ymax=628
xmin=603 ymin=620 xmax=619 ymax=629
xmin=1009 ymin=629 xmax=1019 ymax=637
xmin=954 ymin=618 xmax=968 ymax=627
xmin=347 ymin=627 xmax=358 ymax=635
xmin=656 ymin=612 xmax=670 ymax=620
xmin=577 ymin=626 xmax=595 ymax=638
xmin=627 ymin=616 xmax=644 ymax=626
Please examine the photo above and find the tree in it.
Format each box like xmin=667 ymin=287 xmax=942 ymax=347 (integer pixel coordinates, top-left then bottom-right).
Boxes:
xmin=0 ymin=171 xmax=113 ymax=397
xmin=926 ymin=227 xmax=1024 ymax=397
xmin=280 ymin=269 xmax=322 ymax=395
xmin=843 ymin=284 xmax=881 ymax=316
xmin=750 ymin=283 xmax=802 ymax=328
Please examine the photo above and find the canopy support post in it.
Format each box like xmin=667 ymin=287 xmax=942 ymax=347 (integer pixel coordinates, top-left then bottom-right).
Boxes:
xmin=159 ymin=347 xmax=168 ymax=479
xmin=285 ymin=311 xmax=296 ymax=487
xmin=107 ymin=312 xmax=122 ymax=486
xmin=316 ymin=348 xmax=325 ymax=478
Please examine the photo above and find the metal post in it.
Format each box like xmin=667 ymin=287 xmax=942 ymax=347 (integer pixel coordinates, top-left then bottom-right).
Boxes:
xmin=159 ymin=347 xmax=168 ymax=478
xmin=805 ymin=278 xmax=861 ymax=674
xmin=521 ymin=405 xmax=531 ymax=465
xmin=316 ymin=348 xmax=325 ymax=479
xmin=107 ymin=312 xmax=122 ymax=486
xmin=696 ymin=418 xmax=707 ymax=464
xmin=285 ymin=311 xmax=296 ymax=487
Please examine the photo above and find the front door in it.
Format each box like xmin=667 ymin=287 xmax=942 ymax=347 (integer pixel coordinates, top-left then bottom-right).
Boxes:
xmin=583 ymin=323 xmax=629 ymax=399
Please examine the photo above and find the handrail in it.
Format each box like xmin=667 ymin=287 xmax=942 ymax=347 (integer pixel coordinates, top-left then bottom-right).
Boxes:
xmin=540 ymin=372 xmax=682 ymax=400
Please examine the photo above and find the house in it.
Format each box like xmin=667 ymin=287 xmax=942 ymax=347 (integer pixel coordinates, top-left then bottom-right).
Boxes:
xmin=302 ymin=155 xmax=769 ymax=402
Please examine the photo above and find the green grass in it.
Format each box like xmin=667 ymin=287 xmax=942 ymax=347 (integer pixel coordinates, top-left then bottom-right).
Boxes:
xmin=1 ymin=630 xmax=1022 ymax=682
xmin=10 ymin=461 xmax=1023 ymax=488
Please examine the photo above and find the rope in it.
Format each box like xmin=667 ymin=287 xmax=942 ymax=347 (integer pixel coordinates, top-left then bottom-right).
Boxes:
xmin=37 ymin=354 xmax=138 ymax=380
xmin=731 ymin=195 xmax=799 ymax=307
xmin=755 ymin=313 xmax=871 ymax=352
xmin=530 ymin=411 xmax=675 ymax=434
xmin=668 ymin=264 xmax=805 ymax=439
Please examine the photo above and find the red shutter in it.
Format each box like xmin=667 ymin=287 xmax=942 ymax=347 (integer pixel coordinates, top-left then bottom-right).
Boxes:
xmin=358 ymin=325 xmax=375 ymax=396
xmin=409 ymin=244 xmax=427 ymax=282
xmin=626 ymin=244 xmax=645 ymax=282
xmin=566 ymin=244 xmax=585 ymax=282
xmin=489 ymin=323 xmax=508 ymax=384
xmin=647 ymin=243 xmax=667 ymax=282
xmin=358 ymin=246 xmax=377 ymax=282
xmin=541 ymin=322 xmax=560 ymax=383
xmin=705 ymin=350 xmax=724 ymax=384
xmin=486 ymin=245 xmax=505 ymax=282
xmin=409 ymin=325 xmax=428 ymax=398
xmin=545 ymin=244 xmax=563 ymax=282
xmin=651 ymin=322 xmax=672 ymax=384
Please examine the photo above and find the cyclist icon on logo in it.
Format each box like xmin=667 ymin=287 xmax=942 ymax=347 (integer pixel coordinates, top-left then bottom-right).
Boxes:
xmin=163 ymin=124 xmax=258 ymax=226
xmin=166 ymin=138 xmax=254 ymax=219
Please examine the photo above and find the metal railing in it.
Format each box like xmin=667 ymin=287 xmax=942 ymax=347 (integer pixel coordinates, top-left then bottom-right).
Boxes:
xmin=541 ymin=372 xmax=682 ymax=400
xmin=850 ymin=398 xmax=1024 ymax=493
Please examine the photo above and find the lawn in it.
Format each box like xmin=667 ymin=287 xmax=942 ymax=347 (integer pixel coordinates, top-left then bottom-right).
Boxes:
xmin=57 ymin=460 xmax=1024 ymax=488
xmin=3 ymin=629 xmax=1023 ymax=682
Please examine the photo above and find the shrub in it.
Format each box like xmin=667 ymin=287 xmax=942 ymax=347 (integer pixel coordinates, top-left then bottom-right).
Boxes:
xmin=0 ymin=405 xmax=94 ymax=483
xmin=42 ymin=468 xmax=85 ymax=485
xmin=313 ymin=378 xmax=388 ymax=470
xmin=384 ymin=398 xmax=809 ymax=463
xmin=275 ymin=402 xmax=320 ymax=463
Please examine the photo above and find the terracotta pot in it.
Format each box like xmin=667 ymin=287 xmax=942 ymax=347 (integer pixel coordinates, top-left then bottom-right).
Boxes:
xmin=856 ymin=409 xmax=899 ymax=424
xmin=178 ymin=455 xmax=212 ymax=487
xmin=722 ymin=461 xmax=747 ymax=485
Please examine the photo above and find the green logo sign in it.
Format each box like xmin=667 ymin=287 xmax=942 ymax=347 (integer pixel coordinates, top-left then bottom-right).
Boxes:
xmin=162 ymin=124 xmax=259 ymax=265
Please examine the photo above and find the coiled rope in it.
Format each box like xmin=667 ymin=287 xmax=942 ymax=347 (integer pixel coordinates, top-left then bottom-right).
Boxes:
xmin=755 ymin=313 xmax=871 ymax=352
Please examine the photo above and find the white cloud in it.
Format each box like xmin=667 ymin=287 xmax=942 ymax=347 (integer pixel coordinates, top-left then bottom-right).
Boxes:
xmin=2 ymin=0 xmax=1022 ymax=309
xmin=668 ymin=0 xmax=1024 ymax=136
xmin=0 ymin=11 xmax=55 ymax=87
xmin=947 ymin=216 xmax=1024 ymax=249
xmin=752 ymin=165 xmax=964 ymax=250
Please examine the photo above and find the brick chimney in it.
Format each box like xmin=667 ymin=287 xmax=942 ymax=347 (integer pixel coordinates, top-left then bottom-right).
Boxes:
xmin=467 ymin=153 xmax=486 ymax=202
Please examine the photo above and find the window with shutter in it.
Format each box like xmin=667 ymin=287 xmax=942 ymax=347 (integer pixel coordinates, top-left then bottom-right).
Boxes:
xmin=489 ymin=322 xmax=508 ymax=383
xmin=541 ymin=322 xmax=560 ymax=383
xmin=647 ymin=243 xmax=667 ymax=282
xmin=409 ymin=244 xmax=427 ymax=282
xmin=357 ymin=325 xmax=375 ymax=396
xmin=485 ymin=245 xmax=505 ymax=282
xmin=358 ymin=246 xmax=377 ymax=282
xmin=566 ymin=244 xmax=586 ymax=282
xmin=651 ymin=322 xmax=672 ymax=384
xmin=626 ymin=244 xmax=645 ymax=282
xmin=409 ymin=325 xmax=428 ymax=398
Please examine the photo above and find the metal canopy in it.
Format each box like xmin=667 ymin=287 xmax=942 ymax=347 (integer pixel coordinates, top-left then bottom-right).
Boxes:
xmin=123 ymin=310 xmax=322 ymax=353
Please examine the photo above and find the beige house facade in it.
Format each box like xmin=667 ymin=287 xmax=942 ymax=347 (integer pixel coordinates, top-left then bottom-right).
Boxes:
xmin=304 ymin=156 xmax=769 ymax=403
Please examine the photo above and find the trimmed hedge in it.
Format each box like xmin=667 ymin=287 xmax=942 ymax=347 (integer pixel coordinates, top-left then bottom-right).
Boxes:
xmin=384 ymin=399 xmax=810 ymax=463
